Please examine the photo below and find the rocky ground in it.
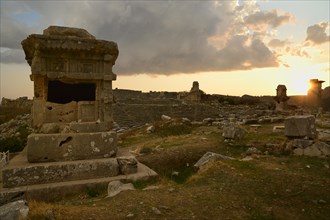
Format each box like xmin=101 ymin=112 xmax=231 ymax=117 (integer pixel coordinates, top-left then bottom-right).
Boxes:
xmin=9 ymin=113 xmax=329 ymax=220
xmin=1 ymin=103 xmax=330 ymax=219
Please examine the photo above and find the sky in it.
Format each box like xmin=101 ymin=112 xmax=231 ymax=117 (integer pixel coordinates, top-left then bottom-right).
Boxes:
xmin=0 ymin=0 xmax=329 ymax=99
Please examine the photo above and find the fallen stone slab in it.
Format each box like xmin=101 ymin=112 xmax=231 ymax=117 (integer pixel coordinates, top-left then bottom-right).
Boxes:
xmin=284 ymin=115 xmax=316 ymax=139
xmin=0 ymin=162 xmax=157 ymax=205
xmin=2 ymin=157 xmax=119 ymax=188
xmin=194 ymin=152 xmax=234 ymax=169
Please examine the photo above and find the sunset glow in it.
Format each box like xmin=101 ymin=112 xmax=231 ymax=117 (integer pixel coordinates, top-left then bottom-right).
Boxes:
xmin=1 ymin=0 xmax=329 ymax=99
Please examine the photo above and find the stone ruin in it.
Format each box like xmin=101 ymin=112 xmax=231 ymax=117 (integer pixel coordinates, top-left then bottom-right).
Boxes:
xmin=21 ymin=26 xmax=118 ymax=162
xmin=274 ymin=84 xmax=289 ymax=111
xmin=178 ymin=81 xmax=203 ymax=102
xmin=307 ymin=79 xmax=324 ymax=108
xmin=0 ymin=26 xmax=156 ymax=202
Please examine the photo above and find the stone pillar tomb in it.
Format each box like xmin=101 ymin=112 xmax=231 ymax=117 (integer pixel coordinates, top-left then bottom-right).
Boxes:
xmin=21 ymin=26 xmax=118 ymax=162
xmin=307 ymin=79 xmax=324 ymax=108
xmin=274 ymin=84 xmax=289 ymax=111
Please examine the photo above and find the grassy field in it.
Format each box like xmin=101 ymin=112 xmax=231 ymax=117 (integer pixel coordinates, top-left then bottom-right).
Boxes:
xmin=27 ymin=123 xmax=330 ymax=220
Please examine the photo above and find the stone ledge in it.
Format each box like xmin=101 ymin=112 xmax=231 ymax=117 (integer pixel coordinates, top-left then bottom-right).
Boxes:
xmin=0 ymin=162 xmax=157 ymax=205
xmin=2 ymin=158 xmax=119 ymax=188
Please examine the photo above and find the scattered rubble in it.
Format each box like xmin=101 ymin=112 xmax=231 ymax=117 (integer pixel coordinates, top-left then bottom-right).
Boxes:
xmin=0 ymin=114 xmax=32 ymax=141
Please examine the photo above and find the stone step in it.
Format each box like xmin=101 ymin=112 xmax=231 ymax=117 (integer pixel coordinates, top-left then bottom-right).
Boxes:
xmin=0 ymin=162 xmax=158 ymax=205
xmin=2 ymin=157 xmax=120 ymax=188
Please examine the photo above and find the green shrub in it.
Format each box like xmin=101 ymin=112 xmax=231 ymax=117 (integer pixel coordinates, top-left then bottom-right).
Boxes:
xmin=0 ymin=137 xmax=24 ymax=153
xmin=140 ymin=146 xmax=152 ymax=154
xmin=85 ymin=185 xmax=106 ymax=198
xmin=156 ymin=124 xmax=192 ymax=137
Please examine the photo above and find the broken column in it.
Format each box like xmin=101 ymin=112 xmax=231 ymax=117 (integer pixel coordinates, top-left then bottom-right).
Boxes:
xmin=274 ymin=84 xmax=289 ymax=111
xmin=21 ymin=26 xmax=119 ymax=162
xmin=178 ymin=81 xmax=203 ymax=102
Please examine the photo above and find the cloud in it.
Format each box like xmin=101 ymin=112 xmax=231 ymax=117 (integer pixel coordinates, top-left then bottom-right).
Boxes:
xmin=268 ymin=38 xmax=290 ymax=47
xmin=305 ymin=22 xmax=330 ymax=45
xmin=0 ymin=49 xmax=26 ymax=63
xmin=1 ymin=1 xmax=286 ymax=73
xmin=287 ymin=47 xmax=310 ymax=58
xmin=244 ymin=10 xmax=294 ymax=31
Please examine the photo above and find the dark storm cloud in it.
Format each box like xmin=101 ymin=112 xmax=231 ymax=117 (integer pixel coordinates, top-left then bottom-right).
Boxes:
xmin=1 ymin=1 xmax=290 ymax=73
xmin=305 ymin=22 xmax=330 ymax=45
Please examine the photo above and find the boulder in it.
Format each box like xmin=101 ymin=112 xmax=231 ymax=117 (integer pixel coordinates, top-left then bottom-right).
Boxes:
xmin=194 ymin=152 xmax=234 ymax=169
xmin=107 ymin=180 xmax=135 ymax=197
xmin=146 ymin=125 xmax=155 ymax=133
xmin=284 ymin=115 xmax=316 ymax=139
xmin=312 ymin=142 xmax=330 ymax=156
xmin=0 ymin=200 xmax=29 ymax=220
xmin=223 ymin=125 xmax=246 ymax=139
xmin=181 ymin=118 xmax=191 ymax=124
xmin=161 ymin=115 xmax=171 ymax=121
xmin=291 ymin=141 xmax=330 ymax=157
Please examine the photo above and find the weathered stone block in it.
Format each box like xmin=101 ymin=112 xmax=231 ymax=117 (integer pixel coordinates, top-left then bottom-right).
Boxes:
xmin=284 ymin=115 xmax=316 ymax=139
xmin=117 ymin=156 xmax=138 ymax=174
xmin=2 ymin=158 xmax=119 ymax=188
xmin=223 ymin=125 xmax=246 ymax=139
xmin=27 ymin=131 xmax=117 ymax=162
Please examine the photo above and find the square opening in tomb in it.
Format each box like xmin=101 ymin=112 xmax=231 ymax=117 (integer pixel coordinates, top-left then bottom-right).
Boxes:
xmin=47 ymin=80 xmax=96 ymax=104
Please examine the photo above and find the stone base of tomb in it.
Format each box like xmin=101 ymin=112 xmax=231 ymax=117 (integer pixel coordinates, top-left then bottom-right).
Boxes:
xmin=0 ymin=148 xmax=158 ymax=205
xmin=27 ymin=131 xmax=117 ymax=163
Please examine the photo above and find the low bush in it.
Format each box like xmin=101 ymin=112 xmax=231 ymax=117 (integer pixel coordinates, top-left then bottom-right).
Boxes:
xmin=0 ymin=136 xmax=24 ymax=153
xmin=155 ymin=123 xmax=192 ymax=137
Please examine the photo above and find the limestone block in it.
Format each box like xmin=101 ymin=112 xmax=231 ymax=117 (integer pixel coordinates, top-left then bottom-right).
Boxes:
xmin=117 ymin=156 xmax=138 ymax=174
xmin=2 ymin=158 xmax=119 ymax=188
xmin=69 ymin=122 xmax=111 ymax=133
xmin=284 ymin=115 xmax=316 ymax=139
xmin=27 ymin=131 xmax=117 ymax=162
xmin=44 ymin=101 xmax=77 ymax=123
